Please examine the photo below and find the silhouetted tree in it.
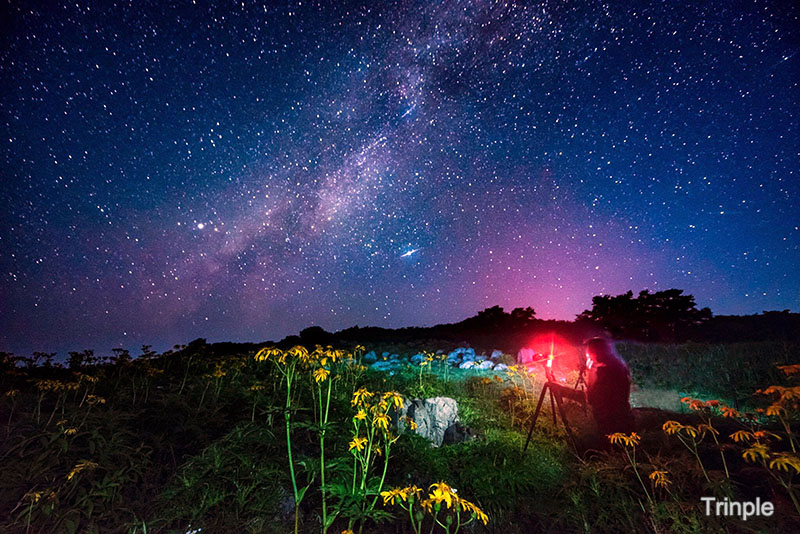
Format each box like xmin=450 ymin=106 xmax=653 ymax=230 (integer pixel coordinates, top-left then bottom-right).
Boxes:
xmin=577 ymin=289 xmax=711 ymax=341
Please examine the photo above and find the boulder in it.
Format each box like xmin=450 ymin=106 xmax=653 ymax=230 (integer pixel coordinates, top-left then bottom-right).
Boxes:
xmin=474 ymin=360 xmax=494 ymax=370
xmin=459 ymin=361 xmax=476 ymax=370
xmin=363 ymin=351 xmax=377 ymax=363
xmin=447 ymin=349 xmax=463 ymax=360
xmin=490 ymin=350 xmax=504 ymax=362
xmin=443 ymin=421 xmax=476 ymax=445
xmin=370 ymin=361 xmax=394 ymax=372
xmin=399 ymin=397 xmax=460 ymax=447
xmin=381 ymin=351 xmax=390 ymax=359
xmin=389 ymin=353 xmax=400 ymax=360
xmin=493 ymin=363 xmax=509 ymax=371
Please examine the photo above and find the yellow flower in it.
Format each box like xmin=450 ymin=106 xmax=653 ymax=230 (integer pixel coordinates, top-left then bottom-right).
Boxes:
xmin=608 ymin=432 xmax=640 ymax=447
xmin=24 ymin=491 xmax=43 ymax=503
xmin=662 ymin=421 xmax=682 ymax=435
xmin=351 ymin=387 xmax=373 ymax=406
xmin=313 ymin=368 xmax=330 ymax=384
xmin=743 ymin=443 xmax=770 ymax=463
xmin=778 ymin=364 xmax=800 ymax=376
xmin=459 ymin=498 xmax=489 ymax=525
xmin=720 ymin=406 xmax=739 ymax=418
xmin=86 ymin=395 xmax=106 ymax=405
xmin=66 ymin=460 xmax=99 ymax=481
xmin=249 ymin=384 xmax=265 ymax=392
xmin=254 ymin=346 xmax=281 ymax=362
xmin=766 ymin=403 xmax=785 ymax=417
xmin=406 ymin=417 xmax=418 ymax=431
xmin=288 ymin=345 xmax=311 ymax=364
xmin=341 ymin=530 xmax=354 ymax=534
xmin=769 ymin=454 xmax=800 ymax=474
xmin=380 ymin=488 xmax=405 ymax=505
xmin=383 ymin=391 xmax=404 ymax=410
xmin=649 ymin=470 xmax=671 ymax=489
xmin=730 ymin=430 xmax=753 ymax=443
xmin=374 ymin=413 xmax=390 ymax=431
xmin=64 ymin=427 xmax=78 ymax=436
xmin=349 ymin=437 xmax=367 ymax=452
xmin=427 ymin=481 xmax=456 ymax=509
xmin=354 ymin=409 xmax=367 ymax=421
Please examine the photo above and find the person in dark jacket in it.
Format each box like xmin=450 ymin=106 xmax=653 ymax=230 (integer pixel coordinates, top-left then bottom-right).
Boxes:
xmin=583 ymin=337 xmax=636 ymax=436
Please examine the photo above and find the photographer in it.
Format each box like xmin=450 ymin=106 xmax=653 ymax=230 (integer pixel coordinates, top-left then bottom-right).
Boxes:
xmin=583 ymin=337 xmax=636 ymax=436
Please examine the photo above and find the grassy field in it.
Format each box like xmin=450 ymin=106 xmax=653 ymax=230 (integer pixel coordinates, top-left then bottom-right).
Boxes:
xmin=0 ymin=341 xmax=798 ymax=533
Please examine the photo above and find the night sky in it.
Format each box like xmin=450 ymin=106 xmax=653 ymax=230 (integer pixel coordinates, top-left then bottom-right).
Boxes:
xmin=1 ymin=0 xmax=798 ymax=356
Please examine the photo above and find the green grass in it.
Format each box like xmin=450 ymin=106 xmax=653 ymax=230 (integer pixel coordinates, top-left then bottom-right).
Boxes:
xmin=1 ymin=342 xmax=799 ymax=533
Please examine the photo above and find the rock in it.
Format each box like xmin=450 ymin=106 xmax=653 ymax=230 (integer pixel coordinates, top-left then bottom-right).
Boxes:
xmin=461 ymin=348 xmax=476 ymax=361
xmin=381 ymin=351 xmax=390 ymax=359
xmin=446 ymin=354 xmax=461 ymax=365
xmin=410 ymin=353 xmax=426 ymax=365
xmin=474 ymin=360 xmax=494 ymax=370
xmin=447 ymin=349 xmax=463 ymax=360
xmin=389 ymin=353 xmax=399 ymax=360
xmin=443 ymin=421 xmax=476 ymax=445
xmin=490 ymin=350 xmax=504 ymax=362
xmin=363 ymin=351 xmax=377 ymax=363
xmin=399 ymin=397 xmax=460 ymax=447
xmin=459 ymin=361 xmax=476 ymax=370
xmin=371 ymin=361 xmax=394 ymax=371
xmin=493 ymin=363 xmax=509 ymax=371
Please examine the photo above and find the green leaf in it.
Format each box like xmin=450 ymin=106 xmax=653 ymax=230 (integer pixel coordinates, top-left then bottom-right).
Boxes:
xmin=296 ymin=484 xmax=310 ymax=505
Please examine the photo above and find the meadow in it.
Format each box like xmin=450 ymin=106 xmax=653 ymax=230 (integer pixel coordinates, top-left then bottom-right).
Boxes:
xmin=0 ymin=340 xmax=798 ymax=533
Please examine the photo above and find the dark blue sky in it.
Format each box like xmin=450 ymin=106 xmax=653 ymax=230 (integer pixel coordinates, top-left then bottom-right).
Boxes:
xmin=1 ymin=0 xmax=798 ymax=356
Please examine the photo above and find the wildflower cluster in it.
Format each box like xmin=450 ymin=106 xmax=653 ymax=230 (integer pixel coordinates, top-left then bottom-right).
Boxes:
xmin=341 ymin=388 xmax=406 ymax=532
xmin=608 ymin=432 xmax=652 ymax=503
xmin=381 ymin=481 xmax=488 ymax=533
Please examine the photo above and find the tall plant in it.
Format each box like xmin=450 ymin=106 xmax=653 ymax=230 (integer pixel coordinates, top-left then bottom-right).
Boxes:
xmin=254 ymin=345 xmax=312 ymax=534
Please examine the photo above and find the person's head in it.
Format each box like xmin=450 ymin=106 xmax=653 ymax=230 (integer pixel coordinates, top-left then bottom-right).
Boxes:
xmin=584 ymin=337 xmax=615 ymax=368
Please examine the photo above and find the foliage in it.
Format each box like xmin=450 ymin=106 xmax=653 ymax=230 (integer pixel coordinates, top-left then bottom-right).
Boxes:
xmin=1 ymin=338 xmax=799 ymax=533
xmin=577 ymin=289 xmax=712 ymax=341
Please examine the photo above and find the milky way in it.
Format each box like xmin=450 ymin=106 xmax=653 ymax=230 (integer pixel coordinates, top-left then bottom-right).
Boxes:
xmin=1 ymin=0 xmax=798 ymax=355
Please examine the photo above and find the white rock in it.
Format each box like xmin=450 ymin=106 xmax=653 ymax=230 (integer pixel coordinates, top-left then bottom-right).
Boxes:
xmin=398 ymin=397 xmax=459 ymax=447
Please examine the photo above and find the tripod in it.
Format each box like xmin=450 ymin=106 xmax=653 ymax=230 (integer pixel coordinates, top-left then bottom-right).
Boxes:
xmin=522 ymin=368 xmax=586 ymax=453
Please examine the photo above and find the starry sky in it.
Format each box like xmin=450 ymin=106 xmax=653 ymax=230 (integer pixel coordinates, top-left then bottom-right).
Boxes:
xmin=1 ymin=0 xmax=798 ymax=356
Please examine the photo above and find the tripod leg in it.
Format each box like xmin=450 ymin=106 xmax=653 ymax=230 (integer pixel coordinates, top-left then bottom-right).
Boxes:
xmin=553 ymin=391 xmax=580 ymax=451
xmin=523 ymin=384 xmax=549 ymax=453
xmin=549 ymin=390 xmax=557 ymax=426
